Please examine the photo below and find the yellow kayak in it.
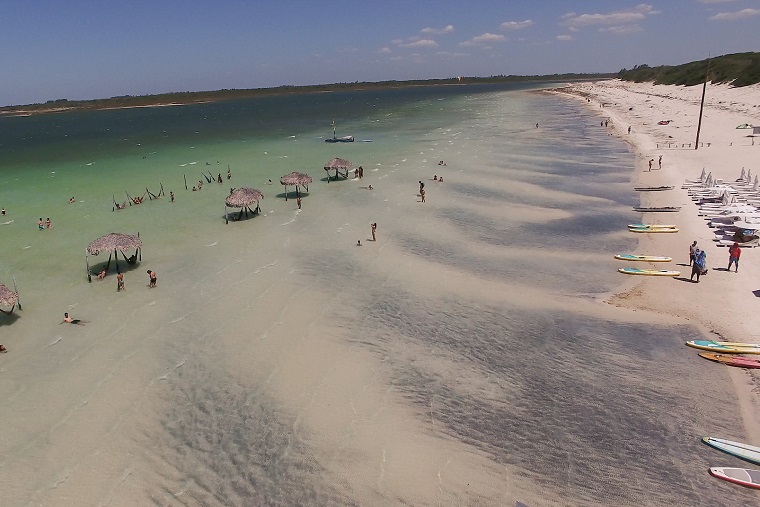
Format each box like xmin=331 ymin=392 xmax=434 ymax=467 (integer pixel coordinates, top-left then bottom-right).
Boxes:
xmin=618 ymin=268 xmax=680 ymax=276
xmin=614 ymin=254 xmax=672 ymax=262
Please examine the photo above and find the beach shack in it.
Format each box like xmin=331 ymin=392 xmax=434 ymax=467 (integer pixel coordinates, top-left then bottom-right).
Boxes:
xmin=324 ymin=158 xmax=354 ymax=181
xmin=280 ymin=171 xmax=313 ymax=201
xmin=224 ymin=187 xmax=264 ymax=224
xmin=86 ymin=232 xmax=142 ymax=282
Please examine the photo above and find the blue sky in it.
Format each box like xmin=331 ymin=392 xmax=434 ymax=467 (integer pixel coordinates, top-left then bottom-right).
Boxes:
xmin=2 ymin=1 xmax=759 ymax=106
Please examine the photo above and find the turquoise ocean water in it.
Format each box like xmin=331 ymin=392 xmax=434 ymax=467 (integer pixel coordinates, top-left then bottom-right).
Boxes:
xmin=0 ymin=84 xmax=754 ymax=506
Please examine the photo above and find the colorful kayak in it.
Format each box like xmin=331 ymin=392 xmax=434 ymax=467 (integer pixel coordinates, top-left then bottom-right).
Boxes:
xmin=614 ymin=254 xmax=672 ymax=262
xmin=709 ymin=467 xmax=760 ymax=489
xmin=618 ymin=268 xmax=680 ymax=276
xmin=628 ymin=224 xmax=678 ymax=229
xmin=633 ymin=206 xmax=681 ymax=212
xmin=698 ymin=352 xmax=760 ymax=369
xmin=687 ymin=340 xmax=760 ymax=354
xmin=628 ymin=227 xmax=679 ymax=233
xmin=703 ymin=437 xmax=760 ymax=466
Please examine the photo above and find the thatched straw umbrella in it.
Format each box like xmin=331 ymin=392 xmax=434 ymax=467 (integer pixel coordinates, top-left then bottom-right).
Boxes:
xmin=324 ymin=157 xmax=353 ymax=181
xmin=0 ymin=283 xmax=19 ymax=314
xmin=225 ymin=187 xmax=264 ymax=224
xmin=85 ymin=232 xmax=142 ymax=282
xmin=280 ymin=171 xmax=313 ymax=200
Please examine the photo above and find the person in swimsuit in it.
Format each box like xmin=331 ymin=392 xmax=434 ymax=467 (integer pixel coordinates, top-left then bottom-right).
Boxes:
xmin=38 ymin=218 xmax=44 ymax=230
xmin=147 ymin=270 xmax=157 ymax=288
xmin=117 ymin=272 xmax=125 ymax=291
xmin=62 ymin=312 xmax=84 ymax=325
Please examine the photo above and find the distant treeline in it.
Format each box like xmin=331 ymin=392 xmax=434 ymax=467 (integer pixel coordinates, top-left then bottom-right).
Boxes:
xmin=617 ymin=52 xmax=760 ymax=87
xmin=0 ymin=73 xmax=614 ymax=116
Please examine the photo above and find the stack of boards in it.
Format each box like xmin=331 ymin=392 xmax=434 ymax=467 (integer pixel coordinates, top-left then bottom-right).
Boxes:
xmin=628 ymin=223 xmax=679 ymax=233
xmin=686 ymin=340 xmax=760 ymax=355
xmin=703 ymin=437 xmax=760 ymax=489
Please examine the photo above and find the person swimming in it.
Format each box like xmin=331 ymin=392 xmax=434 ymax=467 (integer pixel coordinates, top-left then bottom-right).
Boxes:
xmin=62 ymin=312 xmax=84 ymax=325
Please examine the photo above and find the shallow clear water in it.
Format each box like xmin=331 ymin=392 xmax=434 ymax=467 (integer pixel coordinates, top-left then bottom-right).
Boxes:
xmin=0 ymin=84 xmax=754 ymax=506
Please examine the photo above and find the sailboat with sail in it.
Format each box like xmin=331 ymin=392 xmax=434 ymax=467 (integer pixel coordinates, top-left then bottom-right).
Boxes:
xmin=325 ymin=118 xmax=354 ymax=143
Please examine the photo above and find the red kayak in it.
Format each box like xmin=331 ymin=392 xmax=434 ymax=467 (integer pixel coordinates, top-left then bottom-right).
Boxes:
xmin=699 ymin=352 xmax=760 ymax=369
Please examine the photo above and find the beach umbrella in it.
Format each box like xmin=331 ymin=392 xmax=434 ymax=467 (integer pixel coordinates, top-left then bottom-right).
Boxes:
xmin=0 ymin=284 xmax=19 ymax=314
xmin=85 ymin=232 xmax=142 ymax=282
xmin=225 ymin=187 xmax=264 ymax=224
xmin=324 ymin=157 xmax=353 ymax=181
xmin=279 ymin=171 xmax=313 ymax=200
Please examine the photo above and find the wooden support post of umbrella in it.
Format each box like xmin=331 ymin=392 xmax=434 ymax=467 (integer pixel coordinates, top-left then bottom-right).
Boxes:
xmin=85 ymin=232 xmax=143 ymax=282
xmin=224 ymin=187 xmax=264 ymax=224
xmin=280 ymin=171 xmax=313 ymax=201
xmin=324 ymin=157 xmax=354 ymax=182
xmin=0 ymin=283 xmax=20 ymax=314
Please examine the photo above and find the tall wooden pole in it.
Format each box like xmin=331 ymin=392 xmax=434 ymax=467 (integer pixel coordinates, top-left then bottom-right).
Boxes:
xmin=695 ymin=56 xmax=711 ymax=150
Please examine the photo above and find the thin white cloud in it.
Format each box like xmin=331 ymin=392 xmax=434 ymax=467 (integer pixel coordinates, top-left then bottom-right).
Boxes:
xmin=556 ymin=35 xmax=574 ymax=41
xmin=710 ymin=8 xmax=760 ymax=20
xmin=500 ymin=19 xmax=534 ymax=31
xmin=436 ymin=51 xmax=468 ymax=58
xmin=390 ymin=38 xmax=404 ymax=45
xmin=459 ymin=32 xmax=505 ymax=47
xmin=421 ymin=24 xmax=454 ymax=35
xmin=399 ymin=39 xmax=438 ymax=48
xmin=699 ymin=0 xmax=738 ymax=3
xmin=599 ymin=24 xmax=643 ymax=35
xmin=378 ymin=47 xmax=392 ymax=54
xmin=562 ymin=4 xmax=659 ymax=29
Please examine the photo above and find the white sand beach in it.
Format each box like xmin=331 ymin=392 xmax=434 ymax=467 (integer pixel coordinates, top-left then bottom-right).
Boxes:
xmin=559 ymin=79 xmax=760 ymax=441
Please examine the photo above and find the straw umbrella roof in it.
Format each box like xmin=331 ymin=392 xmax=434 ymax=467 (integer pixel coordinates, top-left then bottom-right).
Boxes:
xmin=280 ymin=171 xmax=313 ymax=186
xmin=226 ymin=187 xmax=264 ymax=208
xmin=0 ymin=284 xmax=19 ymax=308
xmin=324 ymin=158 xmax=354 ymax=171
xmin=87 ymin=233 xmax=142 ymax=256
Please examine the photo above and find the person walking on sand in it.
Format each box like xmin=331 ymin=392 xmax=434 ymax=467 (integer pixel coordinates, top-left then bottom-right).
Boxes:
xmin=147 ymin=269 xmax=157 ymax=288
xmin=371 ymin=222 xmax=377 ymax=241
xmin=628 ymin=126 xmax=631 ymax=134
xmin=648 ymin=159 xmax=653 ymax=171
xmin=728 ymin=242 xmax=741 ymax=272
xmin=297 ymin=197 xmax=301 ymax=210
xmin=117 ymin=272 xmax=125 ymax=291
xmin=689 ymin=241 xmax=698 ymax=266
xmin=691 ymin=248 xmax=707 ymax=283
xmin=658 ymin=155 xmax=662 ymax=169
xmin=420 ymin=188 xmax=426 ymax=203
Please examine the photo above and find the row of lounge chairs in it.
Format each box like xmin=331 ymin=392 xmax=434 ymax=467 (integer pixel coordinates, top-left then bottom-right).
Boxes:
xmin=684 ymin=168 xmax=760 ymax=247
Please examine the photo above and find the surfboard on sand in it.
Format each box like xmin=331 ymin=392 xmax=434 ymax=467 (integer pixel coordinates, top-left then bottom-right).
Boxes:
xmin=618 ymin=267 xmax=680 ymax=276
xmin=628 ymin=224 xmax=678 ymax=229
xmin=698 ymin=352 xmax=760 ymax=369
xmin=628 ymin=224 xmax=679 ymax=233
xmin=614 ymin=254 xmax=672 ymax=262
xmin=709 ymin=467 xmax=760 ymax=489
xmin=703 ymin=437 xmax=760 ymax=466
xmin=687 ymin=340 xmax=760 ymax=354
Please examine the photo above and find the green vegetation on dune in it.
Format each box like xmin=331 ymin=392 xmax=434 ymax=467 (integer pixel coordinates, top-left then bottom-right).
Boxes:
xmin=0 ymin=73 xmax=613 ymax=116
xmin=618 ymin=52 xmax=760 ymax=87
